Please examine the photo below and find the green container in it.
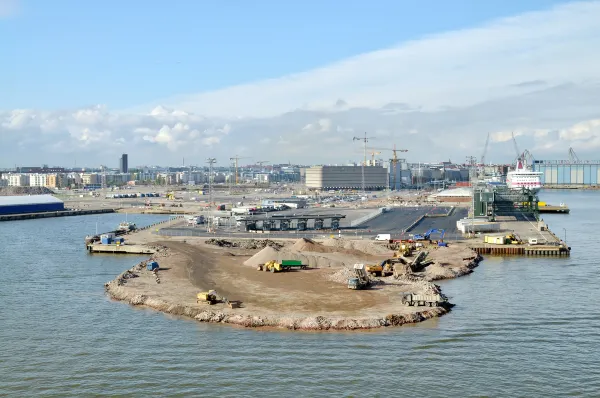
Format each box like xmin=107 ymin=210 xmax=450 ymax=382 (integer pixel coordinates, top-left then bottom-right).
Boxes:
xmin=281 ymin=260 xmax=302 ymax=266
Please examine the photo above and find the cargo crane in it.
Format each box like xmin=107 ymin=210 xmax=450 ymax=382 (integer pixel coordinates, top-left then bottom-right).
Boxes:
xmin=413 ymin=229 xmax=447 ymax=246
xmin=230 ymin=155 xmax=251 ymax=185
xmin=367 ymin=145 xmax=409 ymax=190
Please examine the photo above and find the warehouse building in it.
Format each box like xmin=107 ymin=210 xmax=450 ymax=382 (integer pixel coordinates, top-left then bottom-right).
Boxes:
xmin=533 ymin=160 xmax=600 ymax=186
xmin=305 ymin=165 xmax=388 ymax=190
xmin=0 ymin=195 xmax=65 ymax=215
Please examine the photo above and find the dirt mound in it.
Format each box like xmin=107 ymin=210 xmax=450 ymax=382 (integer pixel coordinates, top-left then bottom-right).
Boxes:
xmin=0 ymin=186 xmax=55 ymax=196
xmin=243 ymin=246 xmax=281 ymax=267
xmin=322 ymin=238 xmax=393 ymax=255
xmin=205 ymin=238 xmax=284 ymax=250
xmin=291 ymin=238 xmax=331 ymax=253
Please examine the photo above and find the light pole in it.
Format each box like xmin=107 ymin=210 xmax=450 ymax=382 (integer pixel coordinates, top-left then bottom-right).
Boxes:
xmin=206 ymin=158 xmax=217 ymax=232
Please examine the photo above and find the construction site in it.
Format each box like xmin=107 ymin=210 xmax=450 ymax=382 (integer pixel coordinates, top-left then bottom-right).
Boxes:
xmin=104 ymin=220 xmax=482 ymax=331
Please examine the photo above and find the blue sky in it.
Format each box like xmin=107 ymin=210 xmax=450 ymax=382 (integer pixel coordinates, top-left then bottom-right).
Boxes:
xmin=2 ymin=0 xmax=572 ymax=110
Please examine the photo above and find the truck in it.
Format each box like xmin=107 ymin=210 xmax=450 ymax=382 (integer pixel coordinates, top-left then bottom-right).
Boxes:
xmin=374 ymin=234 xmax=391 ymax=241
xmin=347 ymin=264 xmax=372 ymax=290
xmin=401 ymin=293 xmax=447 ymax=307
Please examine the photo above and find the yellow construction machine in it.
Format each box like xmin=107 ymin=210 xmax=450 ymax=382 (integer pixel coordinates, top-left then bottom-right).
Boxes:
xmin=197 ymin=290 xmax=218 ymax=305
xmin=394 ymin=243 xmax=415 ymax=257
xmin=257 ymin=260 xmax=284 ymax=273
xmin=365 ymin=260 xmax=395 ymax=277
xmin=506 ymin=233 xmax=523 ymax=245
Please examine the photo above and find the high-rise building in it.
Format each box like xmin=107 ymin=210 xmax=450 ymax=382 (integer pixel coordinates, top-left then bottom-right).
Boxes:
xmin=119 ymin=154 xmax=128 ymax=173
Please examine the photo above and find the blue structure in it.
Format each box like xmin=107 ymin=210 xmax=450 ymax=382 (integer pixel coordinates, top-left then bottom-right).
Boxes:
xmin=0 ymin=195 xmax=64 ymax=215
xmin=533 ymin=160 xmax=600 ymax=185
xmin=146 ymin=261 xmax=159 ymax=271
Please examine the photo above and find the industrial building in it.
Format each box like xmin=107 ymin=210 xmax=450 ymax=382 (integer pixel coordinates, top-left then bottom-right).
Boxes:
xmin=533 ymin=159 xmax=600 ymax=186
xmin=305 ymin=165 xmax=388 ymax=190
xmin=0 ymin=195 xmax=65 ymax=215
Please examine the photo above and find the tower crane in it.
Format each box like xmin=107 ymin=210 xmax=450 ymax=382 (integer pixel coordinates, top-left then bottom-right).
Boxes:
xmin=367 ymin=145 xmax=409 ymax=190
xmin=256 ymin=160 xmax=270 ymax=169
xmin=369 ymin=151 xmax=381 ymax=164
xmin=230 ymin=155 xmax=251 ymax=185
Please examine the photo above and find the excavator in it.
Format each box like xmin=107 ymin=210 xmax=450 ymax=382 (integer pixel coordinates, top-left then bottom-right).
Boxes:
xmin=413 ymin=229 xmax=447 ymax=247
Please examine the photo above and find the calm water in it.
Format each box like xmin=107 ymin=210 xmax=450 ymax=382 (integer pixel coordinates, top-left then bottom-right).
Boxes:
xmin=1 ymin=193 xmax=599 ymax=397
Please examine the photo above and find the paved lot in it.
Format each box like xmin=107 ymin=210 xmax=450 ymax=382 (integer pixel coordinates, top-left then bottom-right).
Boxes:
xmin=361 ymin=207 xmax=468 ymax=240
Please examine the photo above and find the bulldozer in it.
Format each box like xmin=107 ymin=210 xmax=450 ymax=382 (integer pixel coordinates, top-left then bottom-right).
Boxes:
xmin=197 ymin=290 xmax=218 ymax=305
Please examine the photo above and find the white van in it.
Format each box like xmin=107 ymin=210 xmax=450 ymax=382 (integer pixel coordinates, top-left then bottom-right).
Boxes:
xmin=374 ymin=234 xmax=391 ymax=241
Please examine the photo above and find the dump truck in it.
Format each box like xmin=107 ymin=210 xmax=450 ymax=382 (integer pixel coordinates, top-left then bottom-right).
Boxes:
xmin=401 ymin=292 xmax=447 ymax=307
xmin=348 ymin=264 xmax=371 ymax=290
xmin=197 ymin=290 xmax=218 ymax=305
xmin=257 ymin=260 xmax=307 ymax=273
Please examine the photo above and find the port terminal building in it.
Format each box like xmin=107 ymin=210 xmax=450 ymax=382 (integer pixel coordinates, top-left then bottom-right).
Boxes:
xmin=0 ymin=195 xmax=65 ymax=215
xmin=305 ymin=165 xmax=388 ymax=190
xmin=533 ymin=159 xmax=600 ymax=186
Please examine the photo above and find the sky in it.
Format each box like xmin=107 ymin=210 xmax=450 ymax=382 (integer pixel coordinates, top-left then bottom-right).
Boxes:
xmin=2 ymin=0 xmax=600 ymax=168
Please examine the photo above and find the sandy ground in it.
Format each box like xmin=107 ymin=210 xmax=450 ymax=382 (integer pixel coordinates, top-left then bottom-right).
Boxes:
xmin=105 ymin=230 xmax=482 ymax=331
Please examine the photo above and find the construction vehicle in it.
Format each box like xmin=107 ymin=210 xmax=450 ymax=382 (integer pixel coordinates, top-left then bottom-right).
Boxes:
xmin=394 ymin=243 xmax=415 ymax=257
xmin=506 ymin=233 xmax=523 ymax=244
xmin=366 ymin=259 xmax=395 ymax=277
xmin=257 ymin=260 xmax=307 ymax=273
xmin=348 ymin=264 xmax=371 ymax=290
xmin=401 ymin=292 xmax=448 ymax=307
xmin=197 ymin=290 xmax=218 ymax=305
xmin=413 ymin=229 xmax=447 ymax=247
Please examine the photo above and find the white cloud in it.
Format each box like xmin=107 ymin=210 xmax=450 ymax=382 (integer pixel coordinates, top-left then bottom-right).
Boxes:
xmin=2 ymin=1 xmax=600 ymax=166
xmin=133 ymin=1 xmax=600 ymax=119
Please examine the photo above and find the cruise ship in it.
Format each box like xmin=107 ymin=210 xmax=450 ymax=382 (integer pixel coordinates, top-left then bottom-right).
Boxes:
xmin=506 ymin=159 xmax=543 ymax=193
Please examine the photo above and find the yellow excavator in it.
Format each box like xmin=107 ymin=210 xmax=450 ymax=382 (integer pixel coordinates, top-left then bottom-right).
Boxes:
xmin=394 ymin=243 xmax=415 ymax=257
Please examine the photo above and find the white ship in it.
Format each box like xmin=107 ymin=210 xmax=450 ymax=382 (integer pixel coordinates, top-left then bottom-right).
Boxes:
xmin=506 ymin=158 xmax=543 ymax=193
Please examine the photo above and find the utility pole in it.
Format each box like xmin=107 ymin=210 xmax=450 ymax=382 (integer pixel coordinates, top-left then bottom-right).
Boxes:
xmin=206 ymin=158 xmax=216 ymax=233
xmin=353 ymin=133 xmax=375 ymax=195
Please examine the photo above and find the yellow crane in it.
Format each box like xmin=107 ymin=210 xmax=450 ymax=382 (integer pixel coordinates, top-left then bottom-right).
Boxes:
xmin=230 ymin=155 xmax=251 ymax=185
xmin=367 ymin=145 xmax=409 ymax=189
xmin=369 ymin=151 xmax=381 ymax=165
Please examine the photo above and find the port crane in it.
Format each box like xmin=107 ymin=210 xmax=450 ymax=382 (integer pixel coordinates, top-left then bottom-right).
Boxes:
xmin=367 ymin=145 xmax=409 ymax=190
xmin=230 ymin=155 xmax=251 ymax=185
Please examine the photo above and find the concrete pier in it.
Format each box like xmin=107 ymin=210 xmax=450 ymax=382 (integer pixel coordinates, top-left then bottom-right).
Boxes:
xmin=0 ymin=208 xmax=115 ymax=222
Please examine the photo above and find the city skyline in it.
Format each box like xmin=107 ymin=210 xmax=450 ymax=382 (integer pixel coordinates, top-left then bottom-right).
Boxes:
xmin=2 ymin=1 xmax=600 ymax=166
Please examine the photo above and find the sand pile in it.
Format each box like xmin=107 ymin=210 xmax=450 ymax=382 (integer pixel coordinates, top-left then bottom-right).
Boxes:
xmin=291 ymin=238 xmax=332 ymax=253
xmin=243 ymin=246 xmax=281 ymax=267
xmin=322 ymin=238 xmax=393 ymax=255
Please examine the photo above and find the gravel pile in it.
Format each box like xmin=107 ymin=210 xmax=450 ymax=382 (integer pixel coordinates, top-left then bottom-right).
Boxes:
xmin=204 ymin=238 xmax=284 ymax=250
xmin=0 ymin=186 xmax=55 ymax=196
xmin=321 ymin=238 xmax=393 ymax=255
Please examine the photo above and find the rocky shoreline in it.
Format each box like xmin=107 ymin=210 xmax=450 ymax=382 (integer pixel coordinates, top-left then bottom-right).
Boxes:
xmin=102 ymin=239 xmax=484 ymax=331
xmin=105 ymin=263 xmax=451 ymax=331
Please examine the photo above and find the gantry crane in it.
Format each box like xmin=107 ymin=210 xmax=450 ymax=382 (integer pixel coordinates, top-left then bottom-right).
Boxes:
xmin=230 ymin=155 xmax=251 ymax=185
xmin=367 ymin=145 xmax=408 ymax=190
